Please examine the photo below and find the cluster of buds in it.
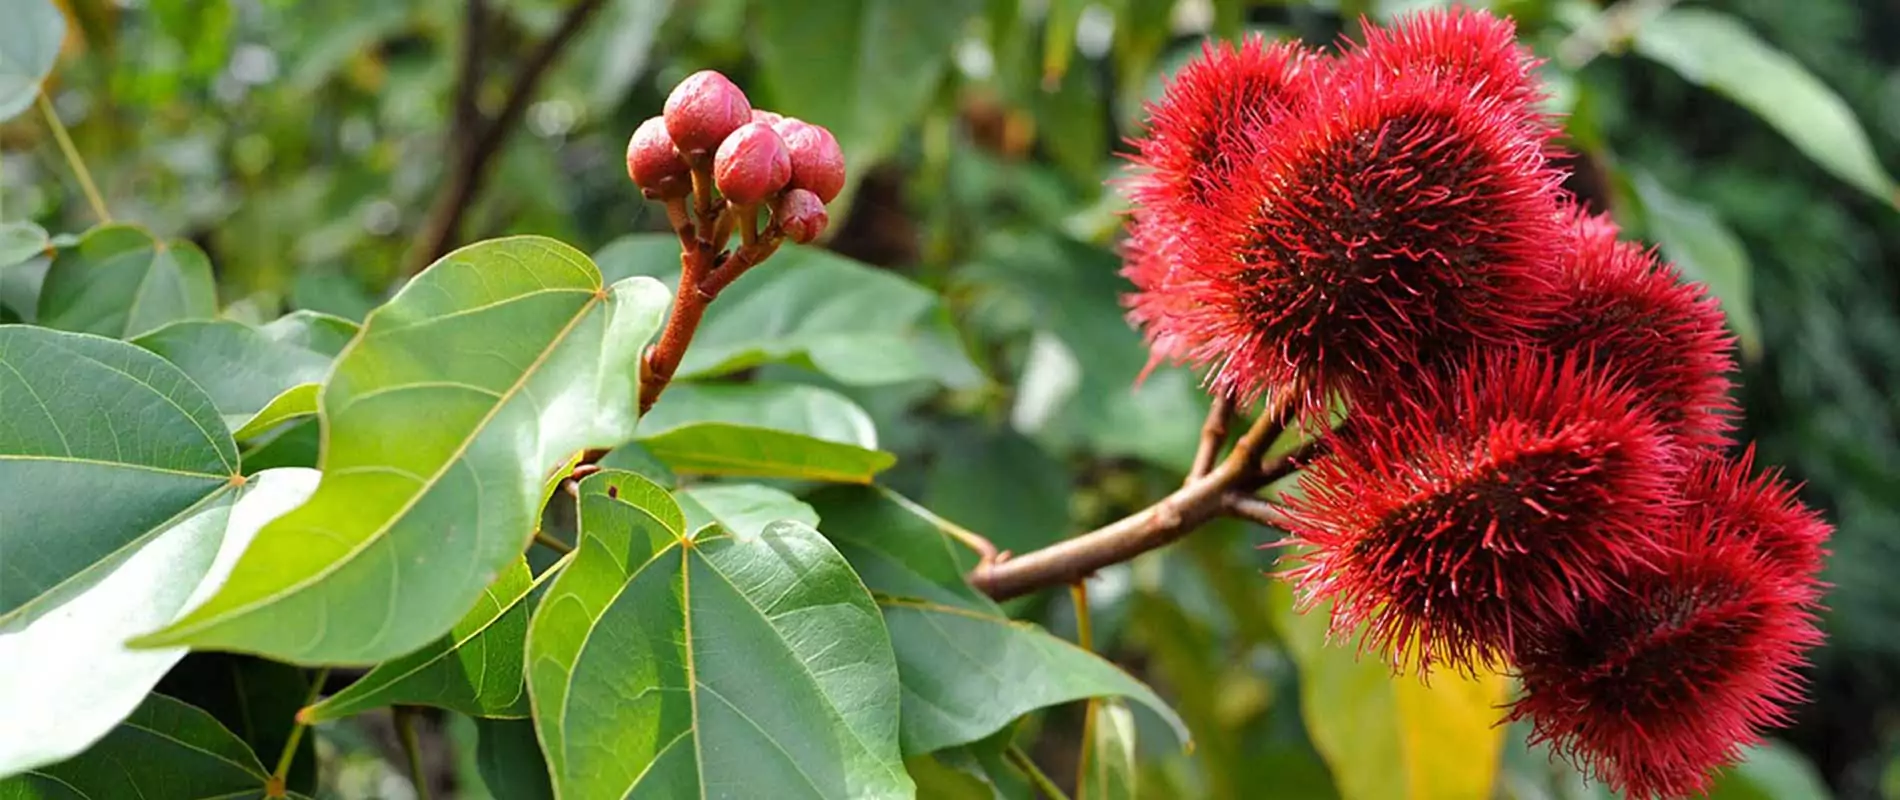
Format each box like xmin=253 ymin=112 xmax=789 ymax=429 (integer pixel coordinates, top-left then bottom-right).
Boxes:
xmin=625 ymin=70 xmax=844 ymax=244
xmin=1124 ymin=9 xmax=1830 ymax=800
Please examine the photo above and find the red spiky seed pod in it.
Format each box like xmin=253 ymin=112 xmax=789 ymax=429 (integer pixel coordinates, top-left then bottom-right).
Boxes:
xmin=1509 ymin=539 xmax=1823 ymax=800
xmin=772 ymin=118 xmax=847 ymax=203
xmin=1534 ymin=206 xmax=1738 ymax=448
xmin=712 ymin=122 xmax=791 ymax=205
xmin=1279 ymin=350 xmax=1679 ymax=672
xmin=664 ymin=70 xmax=752 ymax=154
xmin=1679 ymin=446 xmax=1833 ymax=584
xmin=1342 ymin=7 xmax=1552 ymax=125
xmin=626 ymin=117 xmax=692 ymax=200
xmin=774 ymin=188 xmax=828 ymax=244
xmin=1161 ymin=67 xmax=1566 ymax=413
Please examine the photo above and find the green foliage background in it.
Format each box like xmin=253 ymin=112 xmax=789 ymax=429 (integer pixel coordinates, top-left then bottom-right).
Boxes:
xmin=2 ymin=0 xmax=1896 ymax=797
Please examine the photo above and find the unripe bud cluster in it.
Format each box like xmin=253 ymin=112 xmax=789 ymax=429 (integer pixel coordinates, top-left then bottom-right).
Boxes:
xmin=625 ymin=69 xmax=848 ymax=243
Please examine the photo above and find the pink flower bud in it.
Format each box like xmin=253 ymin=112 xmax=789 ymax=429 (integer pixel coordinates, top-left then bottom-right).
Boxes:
xmin=713 ymin=122 xmax=791 ymax=205
xmin=626 ymin=117 xmax=691 ymax=199
xmin=663 ymin=70 xmax=752 ymax=154
xmin=771 ymin=118 xmax=847 ymax=203
xmin=775 ymin=188 xmax=828 ymax=244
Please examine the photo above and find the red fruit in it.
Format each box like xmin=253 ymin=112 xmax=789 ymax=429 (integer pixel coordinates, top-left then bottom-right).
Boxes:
xmin=712 ymin=122 xmax=791 ymax=205
xmin=1342 ymin=7 xmax=1551 ymax=125
xmin=1534 ymin=205 xmax=1738 ymax=448
xmin=1279 ymin=350 xmax=1679 ymax=672
xmin=1154 ymin=67 xmax=1565 ymax=414
xmin=1509 ymin=539 xmax=1823 ymax=800
xmin=1679 ymin=446 xmax=1833 ymax=583
xmin=775 ymin=188 xmax=828 ymax=244
xmin=626 ymin=117 xmax=691 ymax=199
xmin=772 ymin=118 xmax=847 ymax=203
xmin=664 ymin=70 xmax=752 ymax=154
xmin=750 ymin=109 xmax=784 ymax=127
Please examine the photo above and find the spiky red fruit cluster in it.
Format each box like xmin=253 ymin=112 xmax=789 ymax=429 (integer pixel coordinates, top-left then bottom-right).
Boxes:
xmin=626 ymin=70 xmax=844 ymax=242
xmin=1119 ymin=9 xmax=1832 ymax=799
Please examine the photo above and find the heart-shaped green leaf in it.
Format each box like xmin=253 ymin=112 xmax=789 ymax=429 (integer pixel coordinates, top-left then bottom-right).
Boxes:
xmin=527 ymin=470 xmax=913 ymax=798
xmin=638 ymin=382 xmax=895 ymax=483
xmin=37 ymin=224 xmax=217 ymax=339
xmin=0 ymin=0 xmax=63 ymax=122
xmin=0 ymin=694 xmax=299 ymax=799
xmin=297 ymin=556 xmax=551 ymax=722
xmin=678 ymin=483 xmax=820 ymax=537
xmin=138 ymin=236 xmax=670 ymax=665
xmin=0 ymin=467 xmax=315 ymax=779
xmin=0 ymin=221 xmax=49 ymax=268
xmin=594 ymin=235 xmax=980 ymax=388
xmin=133 ymin=319 xmax=338 ymax=434
xmin=157 ymin=654 xmax=320 ymax=796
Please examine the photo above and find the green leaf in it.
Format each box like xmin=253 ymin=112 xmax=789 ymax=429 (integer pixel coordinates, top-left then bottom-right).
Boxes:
xmin=257 ymin=310 xmax=359 ymax=357
xmin=0 ymin=222 xmax=49 ymax=268
xmin=155 ymin=654 xmax=318 ymax=796
xmin=298 ymin=557 xmax=549 ymax=721
xmin=638 ymin=382 xmax=896 ymax=483
xmin=808 ymin=487 xmax=1188 ymax=755
xmin=471 ymin=717 xmax=554 ymax=800
xmin=0 ymin=694 xmax=274 ymax=799
xmin=1629 ymin=172 xmax=1763 ymax=359
xmin=0 ymin=256 xmax=48 ymax=323
xmin=137 ymin=236 xmax=671 ymax=665
xmin=37 ymin=224 xmax=218 ymax=339
xmin=565 ymin=0 xmax=673 ymax=109
xmin=594 ymin=235 xmax=981 ymax=388
xmin=678 ymin=483 xmax=821 ymax=538
xmin=1269 ymin=582 xmax=1509 ymax=800
xmin=133 ymin=320 xmax=337 ymax=433
xmin=750 ymin=0 xmax=982 ymax=196
xmin=923 ymin=425 xmax=1069 ymax=556
xmin=0 ymin=0 xmax=63 ymax=122
xmin=0 ymin=468 xmax=315 ymax=779
xmin=1080 ymin=700 xmax=1139 ymax=800
xmin=1707 ymin=741 xmax=1833 ymax=800
xmin=1633 ymin=8 xmax=1899 ymax=207
xmin=526 ymin=470 xmax=914 ymax=798
xmin=232 ymin=383 xmax=319 ymax=440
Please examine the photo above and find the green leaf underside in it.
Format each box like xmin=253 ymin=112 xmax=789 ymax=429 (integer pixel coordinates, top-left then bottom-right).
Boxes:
xmin=138 ymin=236 xmax=670 ymax=665
xmin=299 ymin=556 xmax=545 ymax=721
xmin=231 ymin=383 xmax=319 ymax=440
xmin=638 ymin=382 xmax=894 ymax=483
xmin=527 ymin=470 xmax=913 ymax=799
xmin=0 ymin=326 xmax=237 ymax=624
xmin=0 ymin=694 xmax=273 ymax=799
xmin=594 ymin=235 xmax=980 ymax=388
xmin=472 ymin=717 xmax=555 ymax=800
xmin=1081 ymin=700 xmax=1139 ymax=800
xmin=37 ymin=224 xmax=217 ymax=340
xmin=0 ymin=469 xmax=316 ymax=779
xmin=0 ymin=0 xmax=64 ymax=122
xmin=133 ymin=320 xmax=336 ymax=433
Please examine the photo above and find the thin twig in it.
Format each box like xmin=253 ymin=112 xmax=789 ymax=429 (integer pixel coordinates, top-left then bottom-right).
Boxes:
xmin=637 ymin=237 xmax=781 ymax=414
xmin=1222 ymin=491 xmax=1292 ymax=530
xmin=970 ymin=396 xmax=1291 ymax=601
xmin=533 ymin=529 xmax=574 ymax=554
xmin=1189 ymin=399 xmax=1235 ymax=480
xmin=453 ymin=0 xmax=487 ymax=135
xmin=395 ymin=706 xmax=431 ymax=800
xmin=36 ymin=91 xmax=108 ymax=223
xmin=1071 ymin=582 xmax=1097 ymax=795
xmin=1007 ymin=745 xmax=1073 ymax=800
xmin=272 ymin=668 xmax=331 ymax=796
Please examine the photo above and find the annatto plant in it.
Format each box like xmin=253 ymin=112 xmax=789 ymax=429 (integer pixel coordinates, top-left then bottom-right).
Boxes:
xmin=0 ymin=8 xmax=1831 ymax=800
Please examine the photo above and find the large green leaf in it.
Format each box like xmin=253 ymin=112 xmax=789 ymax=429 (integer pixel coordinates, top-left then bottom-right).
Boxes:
xmin=0 ymin=0 xmax=63 ymax=122
xmin=808 ymin=487 xmax=1188 ymax=755
xmin=0 ymin=222 xmax=48 ymax=268
xmin=470 ymin=718 xmax=555 ymax=800
xmin=526 ymin=470 xmax=913 ymax=798
xmin=0 ymin=468 xmax=315 ymax=779
xmin=678 ymin=483 xmax=821 ymax=537
xmin=138 ymin=236 xmax=671 ymax=664
xmin=1707 ymin=742 xmax=1833 ymax=800
xmin=1269 ymin=583 xmax=1509 ymax=800
xmin=133 ymin=320 xmax=338 ymax=433
xmin=1080 ymin=700 xmax=1139 ymax=800
xmin=749 ymin=0 xmax=982 ymax=196
xmin=257 ymin=310 xmax=359 ymax=357
xmin=594 ymin=235 xmax=981 ymax=388
xmin=0 ymin=694 xmax=289 ymax=799
xmin=155 ymin=654 xmax=318 ymax=796
xmin=231 ymin=383 xmax=320 ymax=441
xmin=298 ymin=557 xmax=550 ymax=721
xmin=638 ymin=382 xmax=895 ymax=483
xmin=37 ymin=224 xmax=217 ymax=339
xmin=923 ymin=425 xmax=1069 ymax=556
xmin=1634 ymin=8 xmax=1898 ymax=207
xmin=1628 ymin=172 xmax=1763 ymax=359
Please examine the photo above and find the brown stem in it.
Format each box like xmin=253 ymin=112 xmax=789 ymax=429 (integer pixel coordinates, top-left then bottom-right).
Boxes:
xmin=1189 ymin=398 xmax=1235 ymax=480
xmin=1222 ymin=492 xmax=1292 ymax=530
xmin=453 ymin=0 xmax=486 ymax=134
xmin=406 ymin=0 xmax=609 ymax=275
xmin=970 ymin=396 xmax=1290 ymax=601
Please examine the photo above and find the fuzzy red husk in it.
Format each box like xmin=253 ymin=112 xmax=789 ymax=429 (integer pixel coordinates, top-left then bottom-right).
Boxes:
xmin=1279 ymin=350 xmax=1679 ymax=671
xmin=1534 ymin=206 xmax=1739 ymax=448
xmin=1679 ymin=445 xmax=1833 ymax=584
xmin=1340 ymin=6 xmax=1552 ymax=127
xmin=1509 ymin=535 xmax=1824 ymax=800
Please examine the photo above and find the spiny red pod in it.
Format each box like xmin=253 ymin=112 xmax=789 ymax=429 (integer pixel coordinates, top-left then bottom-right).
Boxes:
xmin=775 ymin=188 xmax=828 ymax=244
xmin=1341 ymin=6 xmax=1551 ymax=125
xmin=1679 ymin=446 xmax=1833 ymax=584
xmin=772 ymin=118 xmax=847 ymax=204
xmin=1509 ymin=539 xmax=1823 ymax=800
xmin=1534 ymin=206 xmax=1738 ymax=448
xmin=712 ymin=122 xmax=791 ymax=205
xmin=664 ymin=70 xmax=752 ymax=154
xmin=1162 ymin=67 xmax=1566 ymax=413
xmin=1279 ymin=350 xmax=1678 ymax=671
xmin=626 ymin=116 xmax=691 ymax=200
